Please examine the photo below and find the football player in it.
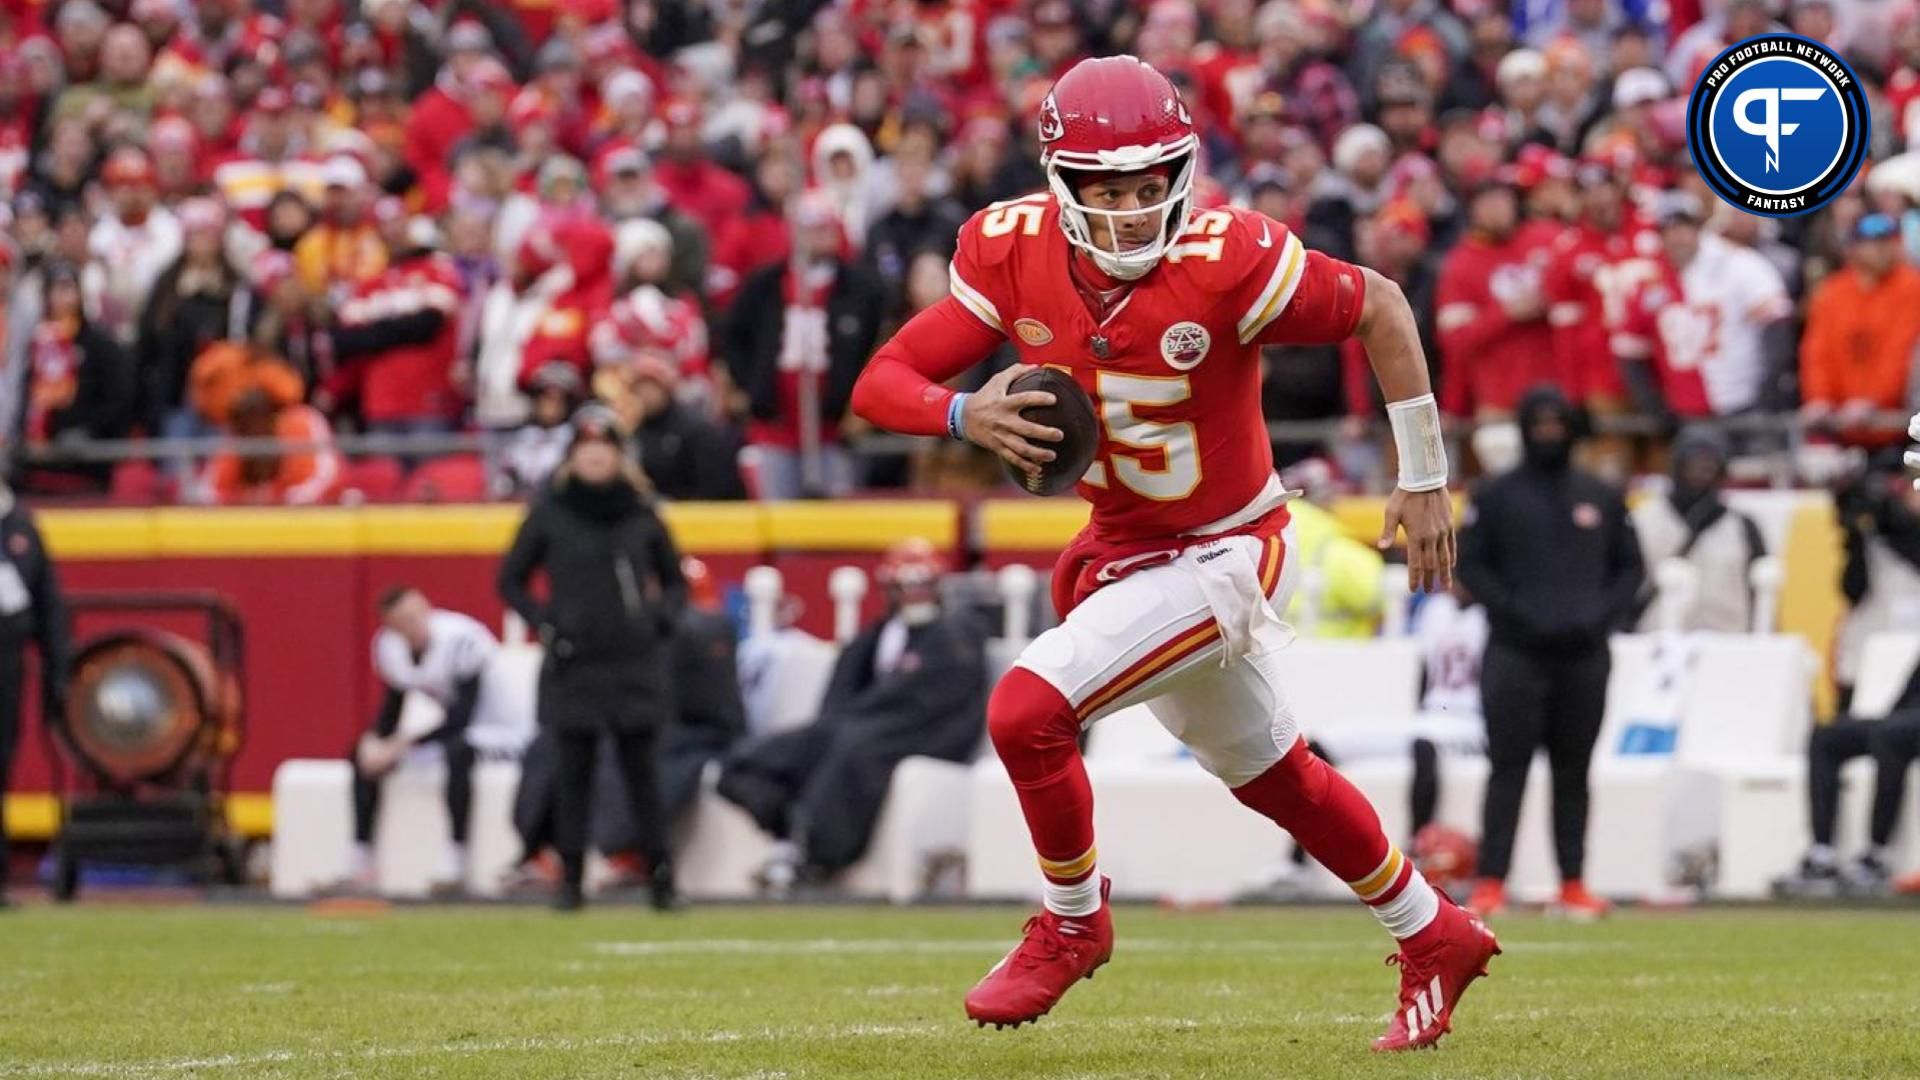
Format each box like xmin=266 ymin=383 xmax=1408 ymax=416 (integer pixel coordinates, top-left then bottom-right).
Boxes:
xmin=851 ymin=56 xmax=1497 ymax=1051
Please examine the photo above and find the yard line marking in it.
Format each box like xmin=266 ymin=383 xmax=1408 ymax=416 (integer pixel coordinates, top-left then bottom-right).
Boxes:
xmin=0 ymin=1017 xmax=1253 ymax=1078
xmin=0 ymin=1022 xmax=953 ymax=1079
xmin=587 ymin=937 xmax=1618 ymax=957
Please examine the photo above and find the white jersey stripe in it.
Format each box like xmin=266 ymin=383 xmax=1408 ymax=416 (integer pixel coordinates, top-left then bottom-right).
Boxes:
xmin=1237 ymin=232 xmax=1306 ymax=344
xmin=948 ymin=262 xmax=1003 ymax=332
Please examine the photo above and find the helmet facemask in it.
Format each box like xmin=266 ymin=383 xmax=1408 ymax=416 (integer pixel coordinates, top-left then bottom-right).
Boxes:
xmin=1045 ymin=138 xmax=1199 ymax=281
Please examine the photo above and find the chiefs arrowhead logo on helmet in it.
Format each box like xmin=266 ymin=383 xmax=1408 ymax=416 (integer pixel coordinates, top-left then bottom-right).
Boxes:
xmin=1037 ymin=94 xmax=1064 ymax=143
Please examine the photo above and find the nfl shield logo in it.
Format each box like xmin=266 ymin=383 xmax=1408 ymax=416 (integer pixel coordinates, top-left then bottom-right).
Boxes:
xmin=1160 ymin=322 xmax=1211 ymax=371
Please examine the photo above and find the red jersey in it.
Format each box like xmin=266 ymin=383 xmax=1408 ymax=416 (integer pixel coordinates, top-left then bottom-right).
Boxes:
xmin=1544 ymin=213 xmax=1662 ymax=403
xmin=337 ymin=253 xmax=466 ymax=423
xmin=948 ymin=194 xmax=1364 ymax=542
xmin=1435 ymin=231 xmax=1558 ymax=416
xmin=1610 ymin=255 xmax=1713 ymax=419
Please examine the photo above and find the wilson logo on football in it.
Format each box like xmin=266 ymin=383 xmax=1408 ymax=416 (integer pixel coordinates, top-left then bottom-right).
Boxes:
xmin=1014 ymin=319 xmax=1055 ymax=347
xmin=1160 ymin=322 xmax=1210 ymax=370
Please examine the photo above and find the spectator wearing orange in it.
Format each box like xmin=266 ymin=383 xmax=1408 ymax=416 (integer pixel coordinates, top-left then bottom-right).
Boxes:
xmin=1800 ymin=214 xmax=1920 ymax=445
xmin=187 ymin=340 xmax=304 ymax=434
xmin=292 ymin=158 xmax=388 ymax=306
xmin=200 ymin=386 xmax=342 ymax=505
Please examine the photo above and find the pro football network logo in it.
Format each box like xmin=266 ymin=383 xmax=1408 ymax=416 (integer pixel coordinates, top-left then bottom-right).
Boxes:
xmin=1687 ymin=33 xmax=1867 ymax=217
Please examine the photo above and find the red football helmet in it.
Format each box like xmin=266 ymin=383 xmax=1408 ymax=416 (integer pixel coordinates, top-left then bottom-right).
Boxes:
xmin=1038 ymin=55 xmax=1199 ymax=280
xmin=1412 ymin=824 xmax=1479 ymax=893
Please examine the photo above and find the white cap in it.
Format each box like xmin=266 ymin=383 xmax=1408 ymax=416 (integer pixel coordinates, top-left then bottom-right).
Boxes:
xmin=1331 ymin=124 xmax=1390 ymax=176
xmin=1496 ymin=48 xmax=1546 ymax=87
xmin=322 ymin=156 xmax=367 ymax=189
xmin=601 ymin=68 xmax=652 ymax=107
xmin=1612 ymin=67 xmax=1669 ymax=109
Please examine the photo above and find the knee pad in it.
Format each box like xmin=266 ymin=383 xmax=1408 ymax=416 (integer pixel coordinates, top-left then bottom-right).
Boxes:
xmin=988 ymin=667 xmax=1081 ymax=782
xmin=1231 ymin=739 xmax=1331 ymax=819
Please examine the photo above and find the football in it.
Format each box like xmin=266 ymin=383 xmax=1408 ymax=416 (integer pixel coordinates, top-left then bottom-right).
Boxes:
xmin=1004 ymin=367 xmax=1099 ymax=496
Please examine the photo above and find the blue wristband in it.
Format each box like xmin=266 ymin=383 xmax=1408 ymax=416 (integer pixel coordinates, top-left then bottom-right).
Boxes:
xmin=947 ymin=392 xmax=971 ymax=442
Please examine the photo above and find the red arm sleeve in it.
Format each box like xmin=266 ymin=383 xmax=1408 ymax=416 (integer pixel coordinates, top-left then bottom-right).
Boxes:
xmin=1253 ymin=251 xmax=1367 ymax=346
xmin=850 ymin=295 xmax=1007 ymax=437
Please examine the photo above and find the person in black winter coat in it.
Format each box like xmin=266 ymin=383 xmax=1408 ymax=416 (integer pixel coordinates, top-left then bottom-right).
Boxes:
xmin=498 ymin=404 xmax=688 ymax=912
xmin=864 ymin=152 xmax=968 ymax=316
xmin=12 ymin=261 xmax=133 ymax=495
xmin=137 ymin=199 xmax=252 ymax=439
xmin=626 ymin=361 xmax=747 ymax=501
xmin=1455 ymin=384 xmax=1644 ymax=917
xmin=0 ymin=479 xmax=69 ymax=906
xmin=717 ymin=539 xmax=987 ymax=893
xmin=723 ymin=195 xmax=886 ymax=500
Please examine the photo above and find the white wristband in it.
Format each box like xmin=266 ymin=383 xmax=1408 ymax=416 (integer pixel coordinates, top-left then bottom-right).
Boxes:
xmin=1386 ymin=393 xmax=1448 ymax=493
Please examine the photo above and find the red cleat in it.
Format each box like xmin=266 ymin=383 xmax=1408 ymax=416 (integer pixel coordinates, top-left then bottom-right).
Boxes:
xmin=1372 ymin=891 xmax=1501 ymax=1052
xmin=1551 ymin=880 xmax=1612 ymax=921
xmin=965 ymin=878 xmax=1113 ymax=1028
xmin=1465 ymin=878 xmax=1507 ymax=919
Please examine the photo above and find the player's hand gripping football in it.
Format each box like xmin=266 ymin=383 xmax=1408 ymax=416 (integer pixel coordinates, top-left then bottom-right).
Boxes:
xmin=1380 ymin=486 xmax=1455 ymax=593
xmin=964 ymin=364 xmax=1064 ymax=478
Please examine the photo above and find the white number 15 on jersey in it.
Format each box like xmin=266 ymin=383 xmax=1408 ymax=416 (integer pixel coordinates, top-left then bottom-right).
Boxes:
xmin=1078 ymin=371 xmax=1201 ymax=501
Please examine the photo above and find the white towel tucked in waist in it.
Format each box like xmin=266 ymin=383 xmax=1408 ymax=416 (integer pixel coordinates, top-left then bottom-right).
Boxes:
xmin=1180 ymin=535 xmax=1295 ymax=666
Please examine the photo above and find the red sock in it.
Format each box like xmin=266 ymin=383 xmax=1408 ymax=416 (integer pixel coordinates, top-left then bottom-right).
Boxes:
xmin=1231 ymin=739 xmax=1390 ymax=883
xmin=1233 ymin=740 xmax=1442 ymax=940
xmin=988 ymin=667 xmax=1097 ymax=888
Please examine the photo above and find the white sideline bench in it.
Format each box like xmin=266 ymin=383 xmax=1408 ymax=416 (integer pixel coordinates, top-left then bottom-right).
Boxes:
xmin=271 ymin=631 xmax=982 ymax=903
xmin=965 ymin=635 xmax=1821 ymax=904
xmin=1708 ymin=633 xmax=1920 ymax=897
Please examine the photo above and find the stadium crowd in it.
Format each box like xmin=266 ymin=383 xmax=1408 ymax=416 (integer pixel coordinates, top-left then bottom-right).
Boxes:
xmin=4 ymin=0 xmax=1920 ymax=503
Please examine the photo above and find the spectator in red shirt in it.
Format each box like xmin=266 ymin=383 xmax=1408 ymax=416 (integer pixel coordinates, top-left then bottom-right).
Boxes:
xmin=406 ymin=55 xmax=516 ymax=212
xmin=707 ymin=150 xmax=796 ymax=316
xmin=334 ymin=217 xmax=466 ymax=438
xmin=514 ymin=209 xmax=615 ymax=389
xmin=652 ymin=99 xmax=749 ymax=240
xmin=1437 ymin=179 xmax=1561 ymax=419
xmin=200 ymin=385 xmax=342 ymax=506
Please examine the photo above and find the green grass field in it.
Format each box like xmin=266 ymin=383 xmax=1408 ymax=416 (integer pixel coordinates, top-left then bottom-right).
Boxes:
xmin=3 ymin=902 xmax=1918 ymax=1079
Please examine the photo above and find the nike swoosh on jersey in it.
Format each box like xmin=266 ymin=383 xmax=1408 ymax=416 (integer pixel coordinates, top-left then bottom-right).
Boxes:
xmin=1256 ymin=221 xmax=1274 ymax=248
